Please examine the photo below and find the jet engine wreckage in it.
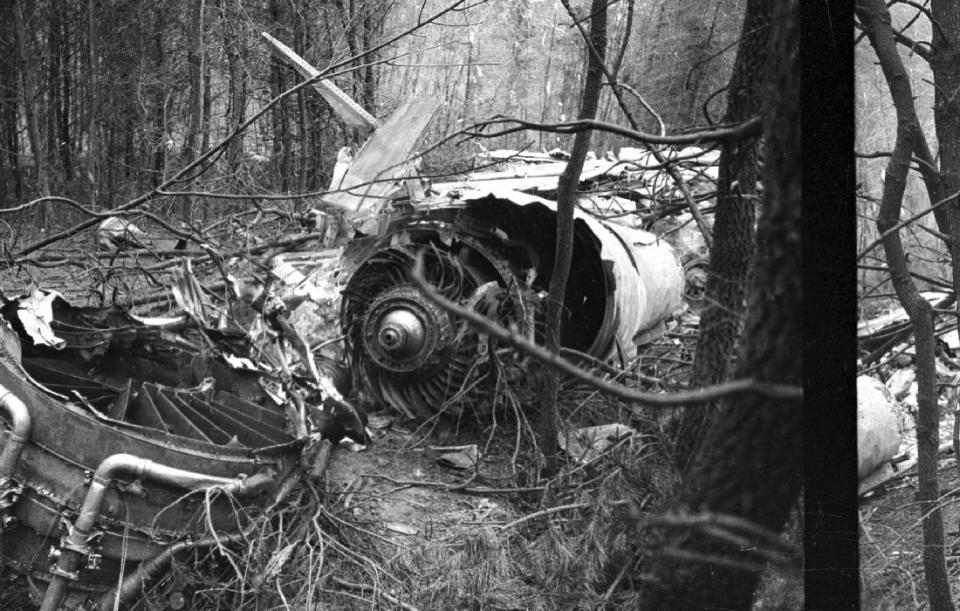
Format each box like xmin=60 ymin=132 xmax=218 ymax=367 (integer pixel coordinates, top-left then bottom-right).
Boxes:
xmin=0 ymin=38 xmax=710 ymax=609
xmin=340 ymin=187 xmax=684 ymax=419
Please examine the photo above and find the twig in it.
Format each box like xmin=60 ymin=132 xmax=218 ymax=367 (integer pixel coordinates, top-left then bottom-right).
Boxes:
xmin=467 ymin=116 xmax=761 ymax=147
xmin=332 ymin=577 xmax=421 ymax=611
xmin=410 ymin=253 xmax=802 ymax=406
xmin=361 ymin=472 xmax=546 ymax=495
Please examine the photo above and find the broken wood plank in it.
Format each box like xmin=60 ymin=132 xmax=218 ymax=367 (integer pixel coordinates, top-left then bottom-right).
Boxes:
xmin=261 ymin=32 xmax=379 ymax=131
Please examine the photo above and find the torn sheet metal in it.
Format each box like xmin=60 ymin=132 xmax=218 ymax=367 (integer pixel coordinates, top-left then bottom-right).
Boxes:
xmin=340 ymin=188 xmax=683 ymax=419
xmin=0 ymin=291 xmax=300 ymax=605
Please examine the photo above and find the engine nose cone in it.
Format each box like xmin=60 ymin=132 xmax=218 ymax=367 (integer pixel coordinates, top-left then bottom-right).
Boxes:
xmin=361 ymin=285 xmax=453 ymax=375
xmin=376 ymin=309 xmax=426 ymax=358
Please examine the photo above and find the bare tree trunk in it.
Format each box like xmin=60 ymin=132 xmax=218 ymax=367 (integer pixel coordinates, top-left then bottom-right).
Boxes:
xmin=47 ymin=0 xmax=67 ymax=185
xmin=674 ymin=0 xmax=772 ymax=468
xmin=931 ymin=0 xmax=960 ymax=369
xmin=538 ymin=5 xmax=558 ymax=149
xmin=269 ymin=0 xmax=293 ymax=192
xmin=0 ymin=0 xmax=23 ymax=202
xmin=15 ymin=0 xmax=50 ymax=225
xmin=181 ymin=0 xmax=205 ymax=219
xmin=858 ymin=1 xmax=956 ymax=608
xmin=540 ymin=0 xmax=606 ymax=475
xmin=220 ymin=0 xmax=246 ymax=181
xmin=641 ymin=3 xmax=800 ymax=606
xmin=295 ymin=15 xmax=309 ymax=194
xmin=86 ymin=0 xmax=98 ymax=209
xmin=150 ymin=10 xmax=166 ymax=187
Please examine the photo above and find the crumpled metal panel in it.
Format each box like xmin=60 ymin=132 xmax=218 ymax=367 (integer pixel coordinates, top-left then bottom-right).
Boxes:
xmin=0 ymin=293 xmax=300 ymax=603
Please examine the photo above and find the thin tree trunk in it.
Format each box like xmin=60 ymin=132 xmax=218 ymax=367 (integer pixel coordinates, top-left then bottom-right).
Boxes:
xmin=150 ymin=11 xmax=166 ymax=187
xmin=858 ymin=1 xmax=956 ymax=608
xmin=641 ymin=3 xmax=800 ymax=606
xmin=15 ymin=0 xmax=50 ymax=225
xmin=540 ymin=0 xmax=606 ymax=475
xmin=181 ymin=0 xmax=205 ymax=219
xmin=538 ymin=5 xmax=558 ymax=149
xmin=58 ymin=0 xmax=72 ymax=183
xmin=47 ymin=0 xmax=63 ymax=185
xmin=87 ymin=0 xmax=98 ymax=209
xmin=0 ymin=0 xmax=23 ymax=202
xmin=270 ymin=0 xmax=293 ymax=192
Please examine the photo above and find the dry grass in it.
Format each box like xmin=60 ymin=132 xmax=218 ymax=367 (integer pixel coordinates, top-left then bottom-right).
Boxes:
xmin=860 ymin=462 xmax=960 ymax=609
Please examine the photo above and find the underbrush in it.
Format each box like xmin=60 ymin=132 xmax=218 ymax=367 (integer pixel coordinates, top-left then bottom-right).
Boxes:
xmin=118 ymin=373 xmax=687 ymax=609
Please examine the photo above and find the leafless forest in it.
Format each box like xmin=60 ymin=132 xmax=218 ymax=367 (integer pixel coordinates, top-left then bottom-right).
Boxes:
xmin=858 ymin=0 xmax=960 ymax=609
xmin=0 ymin=1 xmax=801 ymax=609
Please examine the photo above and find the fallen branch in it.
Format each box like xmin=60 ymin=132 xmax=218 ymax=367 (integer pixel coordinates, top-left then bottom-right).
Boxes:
xmin=410 ymin=253 xmax=802 ymax=406
xmin=331 ymin=577 xmax=421 ymax=611
xmin=466 ymin=116 xmax=761 ymax=147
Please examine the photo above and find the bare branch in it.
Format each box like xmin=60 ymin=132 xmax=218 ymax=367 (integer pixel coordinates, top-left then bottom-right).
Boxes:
xmin=466 ymin=116 xmax=761 ymax=146
xmin=856 ymin=188 xmax=960 ymax=260
xmin=409 ymin=253 xmax=802 ymax=407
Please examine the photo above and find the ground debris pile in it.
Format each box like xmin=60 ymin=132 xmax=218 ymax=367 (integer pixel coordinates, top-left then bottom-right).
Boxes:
xmin=856 ymin=291 xmax=960 ymax=497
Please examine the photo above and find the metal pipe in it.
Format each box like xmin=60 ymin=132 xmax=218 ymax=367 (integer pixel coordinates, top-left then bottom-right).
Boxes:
xmin=97 ymin=445 xmax=322 ymax=610
xmin=40 ymin=454 xmax=274 ymax=611
xmin=96 ymin=460 xmax=306 ymax=610
xmin=94 ymin=533 xmax=244 ymax=611
xmin=0 ymin=385 xmax=32 ymax=480
xmin=0 ymin=385 xmax=32 ymax=576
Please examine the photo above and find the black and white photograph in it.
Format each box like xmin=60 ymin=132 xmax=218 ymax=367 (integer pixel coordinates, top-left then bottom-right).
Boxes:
xmin=0 ymin=1 xmax=806 ymax=608
xmin=857 ymin=0 xmax=960 ymax=608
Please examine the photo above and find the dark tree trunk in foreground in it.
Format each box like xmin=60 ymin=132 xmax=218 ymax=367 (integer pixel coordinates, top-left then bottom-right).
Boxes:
xmin=642 ymin=1 xmax=801 ymax=607
xmin=931 ymin=0 xmax=960 ymax=305
xmin=675 ymin=0 xmax=773 ymax=465
xmin=675 ymin=0 xmax=772 ymax=467
xmin=858 ymin=0 xmax=956 ymax=607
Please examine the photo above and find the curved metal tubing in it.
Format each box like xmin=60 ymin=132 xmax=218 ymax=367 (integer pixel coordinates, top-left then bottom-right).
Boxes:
xmin=40 ymin=454 xmax=274 ymax=611
xmin=0 ymin=384 xmax=32 ymax=582
xmin=95 ymin=533 xmax=244 ymax=611
xmin=0 ymin=384 xmax=33 ymax=480
xmin=95 ymin=460 xmax=305 ymax=610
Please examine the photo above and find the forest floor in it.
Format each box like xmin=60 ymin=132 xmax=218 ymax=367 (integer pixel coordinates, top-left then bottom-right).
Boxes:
xmin=859 ymin=297 xmax=960 ymax=609
xmin=859 ymin=451 xmax=960 ymax=609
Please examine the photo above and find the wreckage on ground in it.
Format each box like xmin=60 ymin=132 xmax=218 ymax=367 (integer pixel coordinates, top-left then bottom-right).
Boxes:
xmin=857 ymin=291 xmax=960 ymax=497
xmin=0 ymin=36 xmax=714 ymax=608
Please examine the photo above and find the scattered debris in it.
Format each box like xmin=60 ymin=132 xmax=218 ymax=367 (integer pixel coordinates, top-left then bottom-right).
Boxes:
xmin=558 ymin=423 xmax=638 ymax=464
xmin=339 ymin=187 xmax=684 ymax=419
xmin=858 ymin=376 xmax=904 ymax=480
xmin=0 ymin=39 xmax=728 ymax=608
xmin=0 ymin=270 xmax=355 ymax=606
xmin=435 ymin=444 xmax=480 ymax=470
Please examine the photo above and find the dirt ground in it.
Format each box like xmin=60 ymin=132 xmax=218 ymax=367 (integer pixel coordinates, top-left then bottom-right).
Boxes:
xmin=860 ymin=413 xmax=960 ymax=609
